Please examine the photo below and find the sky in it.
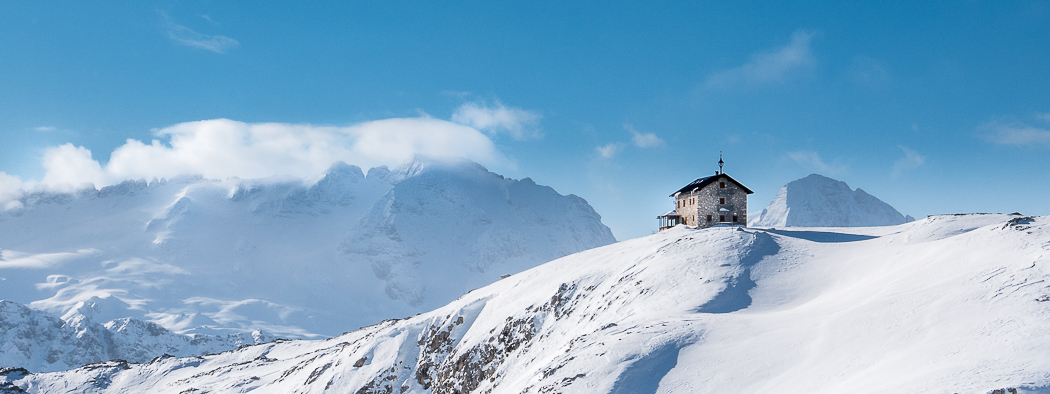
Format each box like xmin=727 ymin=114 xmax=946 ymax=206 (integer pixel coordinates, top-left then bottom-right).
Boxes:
xmin=1 ymin=1 xmax=1049 ymax=240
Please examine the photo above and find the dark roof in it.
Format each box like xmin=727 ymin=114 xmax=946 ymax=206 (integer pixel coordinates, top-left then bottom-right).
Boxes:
xmin=670 ymin=173 xmax=754 ymax=197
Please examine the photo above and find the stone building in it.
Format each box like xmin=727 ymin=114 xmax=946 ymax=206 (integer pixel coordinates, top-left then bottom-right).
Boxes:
xmin=658 ymin=157 xmax=754 ymax=231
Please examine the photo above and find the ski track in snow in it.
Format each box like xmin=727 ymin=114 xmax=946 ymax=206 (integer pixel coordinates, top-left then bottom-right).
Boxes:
xmin=4 ymin=213 xmax=1050 ymax=393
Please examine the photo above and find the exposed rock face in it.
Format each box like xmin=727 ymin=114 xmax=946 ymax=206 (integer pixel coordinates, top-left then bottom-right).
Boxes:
xmin=751 ymin=174 xmax=913 ymax=227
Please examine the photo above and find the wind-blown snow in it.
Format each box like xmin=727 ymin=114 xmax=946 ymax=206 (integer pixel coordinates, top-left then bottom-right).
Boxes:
xmin=0 ymin=158 xmax=615 ymax=372
xmin=4 ymin=214 xmax=1048 ymax=393
xmin=751 ymin=173 xmax=914 ymax=227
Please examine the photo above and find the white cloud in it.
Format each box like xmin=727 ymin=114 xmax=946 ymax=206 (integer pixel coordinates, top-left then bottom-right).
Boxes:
xmin=34 ymin=126 xmax=57 ymax=132
xmin=892 ymin=146 xmax=925 ymax=176
xmin=594 ymin=124 xmax=663 ymax=161
xmin=705 ymin=30 xmax=817 ymax=89
xmin=0 ymin=249 xmax=99 ymax=269
xmin=162 ymin=15 xmax=239 ymax=53
xmin=625 ymin=124 xmax=664 ymax=148
xmin=595 ymin=143 xmax=624 ymax=159
xmin=41 ymin=144 xmax=107 ymax=189
xmin=35 ymin=117 xmax=504 ymax=190
xmin=0 ymin=172 xmax=24 ymax=211
xmin=1036 ymin=113 xmax=1050 ymax=123
xmin=980 ymin=120 xmax=1050 ymax=147
xmin=451 ymin=100 xmax=541 ymax=140
xmin=786 ymin=150 xmax=847 ymax=175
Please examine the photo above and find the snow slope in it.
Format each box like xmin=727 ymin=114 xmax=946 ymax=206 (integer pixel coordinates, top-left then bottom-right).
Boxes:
xmin=5 ymin=214 xmax=1048 ymax=393
xmin=751 ymin=173 xmax=915 ymax=227
xmin=0 ymin=158 xmax=615 ymax=372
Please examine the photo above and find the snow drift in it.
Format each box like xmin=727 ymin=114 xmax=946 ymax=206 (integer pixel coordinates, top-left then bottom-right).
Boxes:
xmin=751 ymin=173 xmax=914 ymax=227
xmin=4 ymin=214 xmax=1048 ymax=393
xmin=0 ymin=158 xmax=615 ymax=372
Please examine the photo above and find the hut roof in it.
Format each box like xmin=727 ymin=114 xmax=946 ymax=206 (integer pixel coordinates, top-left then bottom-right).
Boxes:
xmin=670 ymin=173 xmax=754 ymax=197
xmin=657 ymin=210 xmax=681 ymax=219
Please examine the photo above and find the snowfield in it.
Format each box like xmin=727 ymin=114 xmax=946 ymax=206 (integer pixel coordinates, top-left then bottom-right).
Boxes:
xmin=0 ymin=159 xmax=615 ymax=372
xmin=4 ymin=213 xmax=1048 ymax=393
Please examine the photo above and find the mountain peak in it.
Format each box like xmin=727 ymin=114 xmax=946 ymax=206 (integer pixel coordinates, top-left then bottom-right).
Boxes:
xmin=388 ymin=156 xmax=492 ymax=183
xmin=0 ymin=158 xmax=615 ymax=354
xmin=323 ymin=161 xmax=365 ymax=179
xmin=752 ymin=174 xmax=912 ymax=227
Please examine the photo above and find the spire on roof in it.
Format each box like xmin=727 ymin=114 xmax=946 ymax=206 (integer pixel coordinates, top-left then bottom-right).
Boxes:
xmin=718 ymin=152 xmax=724 ymax=174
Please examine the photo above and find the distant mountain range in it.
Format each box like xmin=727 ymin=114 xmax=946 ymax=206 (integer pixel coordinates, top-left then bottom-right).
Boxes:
xmin=0 ymin=158 xmax=615 ymax=372
xmin=751 ymin=174 xmax=914 ymax=227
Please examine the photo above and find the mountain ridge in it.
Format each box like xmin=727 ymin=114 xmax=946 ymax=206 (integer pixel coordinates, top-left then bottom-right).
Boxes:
xmin=4 ymin=213 xmax=1047 ymax=393
xmin=0 ymin=158 xmax=616 ymax=372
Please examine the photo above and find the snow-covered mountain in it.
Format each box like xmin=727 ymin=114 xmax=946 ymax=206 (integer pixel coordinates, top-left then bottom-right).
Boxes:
xmin=0 ymin=158 xmax=615 ymax=372
xmin=0 ymin=299 xmax=273 ymax=374
xmin=3 ymin=214 xmax=1047 ymax=393
xmin=751 ymin=173 xmax=914 ymax=227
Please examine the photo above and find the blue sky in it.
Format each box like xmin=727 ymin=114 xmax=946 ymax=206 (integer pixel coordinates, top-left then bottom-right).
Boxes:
xmin=1 ymin=1 xmax=1049 ymax=240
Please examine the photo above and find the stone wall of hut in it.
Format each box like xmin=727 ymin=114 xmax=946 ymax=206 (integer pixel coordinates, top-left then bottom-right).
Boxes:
xmin=674 ymin=175 xmax=748 ymax=229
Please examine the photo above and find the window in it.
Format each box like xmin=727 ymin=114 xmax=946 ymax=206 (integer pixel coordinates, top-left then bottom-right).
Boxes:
xmin=733 ymin=215 xmax=738 ymax=223
xmin=719 ymin=197 xmax=726 ymax=204
xmin=720 ymin=182 xmax=726 ymax=188
xmin=719 ymin=215 xmax=725 ymax=222
xmin=706 ymin=215 xmax=712 ymax=222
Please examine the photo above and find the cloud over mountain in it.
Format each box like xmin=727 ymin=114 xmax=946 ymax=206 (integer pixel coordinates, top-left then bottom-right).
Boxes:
xmin=35 ymin=118 xmax=504 ymax=192
xmin=451 ymin=100 xmax=542 ymax=140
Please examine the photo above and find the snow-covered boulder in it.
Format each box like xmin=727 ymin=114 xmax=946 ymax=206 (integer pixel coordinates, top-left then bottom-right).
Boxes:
xmin=751 ymin=173 xmax=914 ymax=227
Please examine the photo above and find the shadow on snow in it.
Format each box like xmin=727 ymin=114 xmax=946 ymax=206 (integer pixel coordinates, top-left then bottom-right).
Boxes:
xmin=696 ymin=231 xmax=780 ymax=314
xmin=608 ymin=342 xmax=683 ymax=394
xmin=761 ymin=228 xmax=877 ymax=243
